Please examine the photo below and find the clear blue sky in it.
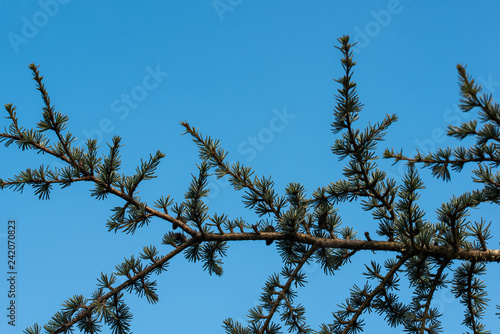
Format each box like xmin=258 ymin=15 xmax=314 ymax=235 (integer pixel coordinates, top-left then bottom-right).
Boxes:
xmin=1 ymin=1 xmax=500 ymax=333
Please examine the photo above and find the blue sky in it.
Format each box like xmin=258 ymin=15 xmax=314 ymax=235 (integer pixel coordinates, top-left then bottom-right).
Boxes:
xmin=1 ymin=1 xmax=500 ymax=333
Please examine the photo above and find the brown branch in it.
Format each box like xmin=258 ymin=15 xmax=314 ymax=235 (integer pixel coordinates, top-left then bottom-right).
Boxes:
xmin=1 ymin=176 xmax=94 ymax=187
xmin=417 ymin=259 xmax=450 ymax=332
xmin=390 ymin=155 xmax=500 ymax=166
xmin=199 ymin=232 xmax=500 ymax=263
xmin=259 ymin=245 xmax=317 ymax=334
xmin=52 ymin=237 xmax=198 ymax=334
xmin=2 ymin=130 xmax=198 ymax=236
xmin=466 ymin=261 xmax=479 ymax=333
xmin=341 ymin=253 xmax=411 ymax=333
xmin=0 ymin=132 xmax=79 ymax=168
xmin=336 ymin=44 xmax=396 ymax=230
xmin=181 ymin=122 xmax=282 ymax=221
xmin=30 ymin=64 xmax=82 ymax=169
xmin=6 ymin=147 xmax=194 ymax=236
xmin=101 ymin=179 xmax=198 ymax=236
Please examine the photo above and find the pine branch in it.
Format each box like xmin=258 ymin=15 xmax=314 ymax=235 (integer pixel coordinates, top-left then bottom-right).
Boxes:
xmin=46 ymin=237 xmax=196 ymax=334
xmin=338 ymin=253 xmax=411 ymax=333
xmin=196 ymin=231 xmax=500 ymax=262
xmin=29 ymin=63 xmax=81 ymax=169
xmin=328 ymin=36 xmax=398 ymax=242
xmin=394 ymin=164 xmax=428 ymax=248
xmin=384 ymin=64 xmax=500 ymax=187
xmin=452 ymin=261 xmax=490 ymax=334
xmin=456 ymin=64 xmax=500 ymax=128
xmin=181 ymin=122 xmax=283 ymax=220
xmin=184 ymin=162 xmax=211 ymax=232
xmin=258 ymin=246 xmax=317 ymax=334
xmin=413 ymin=259 xmax=449 ymax=333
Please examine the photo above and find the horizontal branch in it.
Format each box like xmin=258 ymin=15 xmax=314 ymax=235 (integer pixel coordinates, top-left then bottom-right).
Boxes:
xmin=393 ymin=156 xmax=500 ymax=165
xmin=1 ymin=176 xmax=94 ymax=187
xmin=200 ymin=232 xmax=500 ymax=262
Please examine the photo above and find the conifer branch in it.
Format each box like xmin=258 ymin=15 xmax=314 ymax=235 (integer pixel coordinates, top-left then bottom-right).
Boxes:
xmin=466 ymin=262 xmax=481 ymax=333
xmin=30 ymin=63 xmax=81 ymax=170
xmin=256 ymin=246 xmax=316 ymax=334
xmin=103 ymin=184 xmax=198 ymax=236
xmin=190 ymin=231 xmax=500 ymax=262
xmin=328 ymin=36 xmax=398 ymax=242
xmin=384 ymin=64 xmax=500 ymax=189
xmin=47 ymin=237 xmax=196 ymax=334
xmin=338 ymin=253 xmax=411 ymax=333
xmin=181 ymin=122 xmax=283 ymax=220
xmin=452 ymin=261 xmax=490 ymax=334
xmin=413 ymin=259 xmax=449 ymax=333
